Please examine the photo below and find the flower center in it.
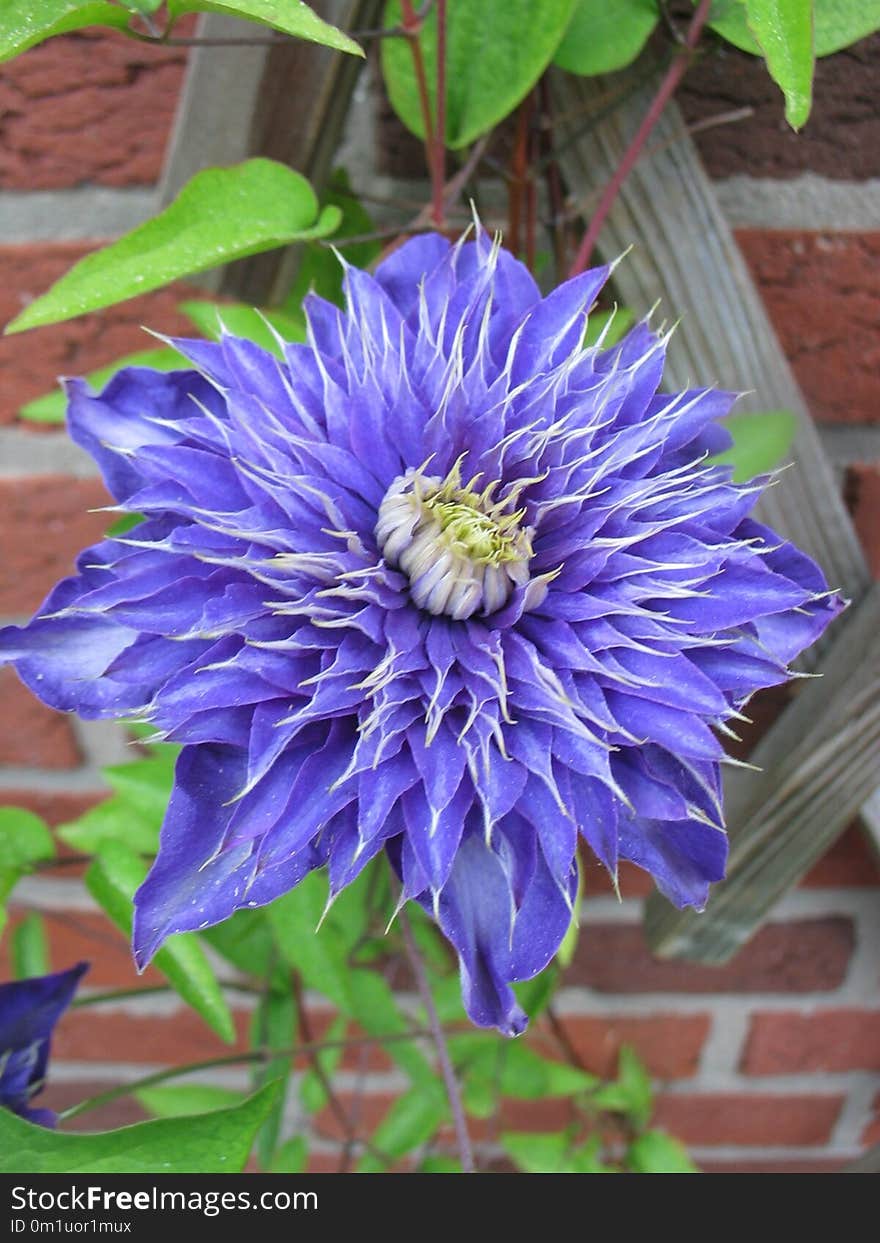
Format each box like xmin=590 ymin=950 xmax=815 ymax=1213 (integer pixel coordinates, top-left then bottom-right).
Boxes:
xmin=376 ymin=463 xmax=534 ymax=620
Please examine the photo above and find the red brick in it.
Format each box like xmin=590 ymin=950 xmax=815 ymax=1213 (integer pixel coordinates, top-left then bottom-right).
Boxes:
xmin=653 ymin=1092 xmax=843 ymax=1147
xmin=567 ymin=918 xmax=854 ymax=994
xmin=0 ymin=32 xmax=187 ymax=190
xmin=549 ymin=1013 xmax=710 ymax=1080
xmin=54 ymin=1006 xmax=250 ymax=1066
xmin=0 ymin=475 xmax=111 ymax=613
xmin=679 ymin=34 xmax=880 ymax=181
xmin=0 ymin=908 xmax=162 ymax=989
xmin=0 ymin=245 xmax=199 ymax=424
xmin=743 ymin=1011 xmax=880 ymax=1075
xmin=802 ymin=823 xmax=880 ymax=887
xmin=736 ymin=231 xmax=880 ymax=427
xmin=847 ymin=463 xmax=880 ymax=579
xmin=0 ymin=667 xmax=81 ymax=768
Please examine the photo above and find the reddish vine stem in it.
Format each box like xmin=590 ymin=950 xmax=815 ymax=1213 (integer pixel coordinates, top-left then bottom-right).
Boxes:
xmin=568 ymin=0 xmax=713 ymax=278
xmin=400 ymin=0 xmax=437 ymax=206
xmin=432 ymin=0 xmax=448 ymax=226
xmin=525 ymin=108 xmax=538 ymax=273
xmin=508 ymin=92 xmax=533 ymax=258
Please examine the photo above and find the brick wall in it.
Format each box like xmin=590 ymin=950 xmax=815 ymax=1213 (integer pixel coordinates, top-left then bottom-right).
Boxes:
xmin=0 ymin=25 xmax=878 ymax=1173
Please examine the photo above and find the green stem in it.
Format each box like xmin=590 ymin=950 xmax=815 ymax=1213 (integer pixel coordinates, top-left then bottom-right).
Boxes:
xmin=58 ymin=1028 xmax=435 ymax=1123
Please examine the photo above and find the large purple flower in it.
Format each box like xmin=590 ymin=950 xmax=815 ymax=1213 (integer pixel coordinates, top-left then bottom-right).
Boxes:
xmin=0 ymin=963 xmax=88 ymax=1126
xmin=0 ymin=233 xmax=841 ymax=1034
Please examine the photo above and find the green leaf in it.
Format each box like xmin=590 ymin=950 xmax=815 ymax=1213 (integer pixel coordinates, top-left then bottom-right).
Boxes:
xmin=0 ymin=1 xmax=130 ymax=63
xmin=356 ymin=1081 xmax=447 ymax=1171
xmin=179 ymin=300 xmax=306 ymax=357
xmin=0 ymin=808 xmax=55 ymax=919
xmin=513 ymin=964 xmax=560 ymax=1019
xmin=251 ymin=988 xmax=296 ymax=1168
xmin=269 ymin=872 xmax=432 ymax=1084
xmin=167 ymin=1 xmax=363 ymax=56
xmin=12 ymin=913 xmax=50 ymax=979
xmin=0 ymin=1082 xmax=281 ymax=1173
xmin=745 ymin=0 xmax=815 ymax=128
xmin=554 ymin=0 xmax=659 ymax=76
xmin=270 ymin=1135 xmax=308 ymax=1173
xmin=570 ymin=1135 xmax=613 ymax=1172
xmin=0 ymin=807 xmax=55 ymax=873
xmin=85 ymin=842 xmax=235 ymax=1043
xmin=627 ymin=1129 xmax=700 ymax=1173
xmin=6 ymin=160 xmax=342 ymax=334
xmin=58 ymin=749 xmax=178 ymax=855
xmin=501 ymin=1130 xmax=576 ymax=1173
xmin=709 ymin=0 xmax=880 ymax=57
xmin=18 ymin=347 xmax=186 ymax=424
xmin=590 ymin=1044 xmax=653 ymax=1128
xmin=382 ymin=0 xmax=578 ymax=148
xmin=282 ymin=172 xmax=381 ymax=312
xmin=583 ymin=306 xmax=635 ymax=349
xmin=710 ymin=409 xmax=798 ymax=482
xmin=134 ymin=1084 xmax=244 ymax=1119
xmin=456 ymin=1037 xmax=599 ymax=1105
xmin=201 ymin=908 xmax=281 ymax=982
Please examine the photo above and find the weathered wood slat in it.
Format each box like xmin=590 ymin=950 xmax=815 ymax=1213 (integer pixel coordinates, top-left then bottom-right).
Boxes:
xmin=549 ymin=66 xmax=870 ymax=622
xmin=549 ymin=64 xmax=877 ymax=960
xmin=644 ymin=583 xmax=880 ymax=962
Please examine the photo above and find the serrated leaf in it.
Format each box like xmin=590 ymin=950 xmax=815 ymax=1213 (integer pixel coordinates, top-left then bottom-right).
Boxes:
xmin=178 ymin=300 xmax=306 ymax=358
xmin=381 ymin=0 xmax=578 ymax=149
xmin=135 ymin=1084 xmax=244 ymax=1119
xmin=85 ymin=842 xmax=235 ymax=1043
xmin=0 ymin=1082 xmax=281 ymax=1173
xmin=355 ymin=1081 xmax=447 ymax=1171
xmin=746 ymin=0 xmax=815 ymax=128
xmin=18 ymin=347 xmax=186 ymax=424
xmin=167 ymin=0 xmax=363 ymax=56
xmin=6 ymin=160 xmax=341 ymax=334
xmin=627 ymin=1129 xmax=700 ymax=1173
xmin=711 ymin=409 xmax=798 ymax=482
xmin=0 ymin=1 xmax=130 ymax=63
xmin=12 ymin=913 xmax=50 ymax=979
xmin=554 ymin=0 xmax=659 ymax=76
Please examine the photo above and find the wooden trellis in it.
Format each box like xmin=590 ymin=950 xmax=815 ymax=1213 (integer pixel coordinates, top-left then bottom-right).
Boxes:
xmin=161 ymin=30 xmax=879 ymax=962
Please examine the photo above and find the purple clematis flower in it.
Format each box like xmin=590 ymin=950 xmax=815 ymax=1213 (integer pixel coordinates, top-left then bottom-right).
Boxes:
xmin=0 ymin=232 xmax=842 ymax=1035
xmin=0 ymin=963 xmax=88 ymax=1126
